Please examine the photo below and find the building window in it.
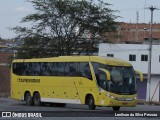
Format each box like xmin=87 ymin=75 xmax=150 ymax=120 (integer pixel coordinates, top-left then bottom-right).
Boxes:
xmin=129 ymin=55 xmax=136 ymax=61
xmin=141 ymin=55 xmax=148 ymax=61
xmin=107 ymin=54 xmax=114 ymax=57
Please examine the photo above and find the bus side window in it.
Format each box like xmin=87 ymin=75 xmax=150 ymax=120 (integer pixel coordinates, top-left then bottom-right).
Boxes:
xmin=46 ymin=63 xmax=53 ymax=76
xmin=31 ymin=62 xmax=40 ymax=76
xmin=23 ymin=63 xmax=29 ymax=76
xmin=64 ymin=62 xmax=70 ymax=76
xmin=13 ymin=63 xmax=18 ymax=75
xmin=99 ymin=71 xmax=108 ymax=90
xmin=37 ymin=63 xmax=41 ymax=75
xmin=13 ymin=63 xmax=17 ymax=74
xmin=78 ymin=62 xmax=92 ymax=80
xmin=70 ymin=62 xmax=78 ymax=76
xmin=91 ymin=62 xmax=99 ymax=80
xmin=13 ymin=63 xmax=23 ymax=75
xmin=40 ymin=62 xmax=53 ymax=76
xmin=57 ymin=62 xmax=65 ymax=76
xmin=92 ymin=62 xmax=106 ymax=80
xmin=52 ymin=62 xmax=57 ymax=76
xmin=41 ymin=63 xmax=47 ymax=75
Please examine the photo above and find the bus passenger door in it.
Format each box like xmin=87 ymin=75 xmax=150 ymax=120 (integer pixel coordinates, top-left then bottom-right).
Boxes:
xmin=74 ymin=62 xmax=96 ymax=104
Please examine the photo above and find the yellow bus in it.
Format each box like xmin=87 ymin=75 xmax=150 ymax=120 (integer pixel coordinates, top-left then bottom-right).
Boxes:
xmin=11 ymin=56 xmax=143 ymax=111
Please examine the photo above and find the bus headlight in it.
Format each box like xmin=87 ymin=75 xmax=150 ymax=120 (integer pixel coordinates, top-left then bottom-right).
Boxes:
xmin=106 ymin=94 xmax=136 ymax=101
xmin=106 ymin=94 xmax=116 ymax=99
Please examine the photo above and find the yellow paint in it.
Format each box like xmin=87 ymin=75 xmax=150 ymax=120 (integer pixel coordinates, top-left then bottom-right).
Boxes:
xmin=11 ymin=56 xmax=142 ymax=108
xmin=135 ymin=70 xmax=143 ymax=82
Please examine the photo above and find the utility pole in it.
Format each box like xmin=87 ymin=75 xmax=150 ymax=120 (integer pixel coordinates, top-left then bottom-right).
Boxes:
xmin=146 ymin=6 xmax=158 ymax=103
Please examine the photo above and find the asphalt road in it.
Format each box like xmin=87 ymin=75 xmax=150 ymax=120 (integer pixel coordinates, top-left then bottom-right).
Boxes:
xmin=0 ymin=98 xmax=160 ymax=120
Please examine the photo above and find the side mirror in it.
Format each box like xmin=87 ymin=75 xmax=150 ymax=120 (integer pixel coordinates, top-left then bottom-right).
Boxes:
xmin=135 ymin=70 xmax=143 ymax=82
xmin=98 ymin=68 xmax=111 ymax=81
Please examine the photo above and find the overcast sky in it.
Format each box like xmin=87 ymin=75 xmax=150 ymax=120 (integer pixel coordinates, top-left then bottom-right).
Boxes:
xmin=0 ymin=0 xmax=160 ymax=39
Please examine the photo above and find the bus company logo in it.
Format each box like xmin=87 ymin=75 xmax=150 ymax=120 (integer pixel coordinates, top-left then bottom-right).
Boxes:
xmin=2 ymin=112 xmax=11 ymax=117
xmin=17 ymin=78 xmax=40 ymax=83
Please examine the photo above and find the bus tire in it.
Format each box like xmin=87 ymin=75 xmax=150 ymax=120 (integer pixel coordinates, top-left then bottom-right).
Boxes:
xmin=88 ymin=95 xmax=96 ymax=110
xmin=112 ymin=106 xmax=120 ymax=111
xmin=25 ymin=92 xmax=33 ymax=106
xmin=33 ymin=92 xmax=41 ymax=106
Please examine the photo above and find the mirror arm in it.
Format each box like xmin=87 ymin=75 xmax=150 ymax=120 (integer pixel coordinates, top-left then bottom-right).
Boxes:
xmin=98 ymin=68 xmax=111 ymax=81
xmin=135 ymin=70 xmax=143 ymax=82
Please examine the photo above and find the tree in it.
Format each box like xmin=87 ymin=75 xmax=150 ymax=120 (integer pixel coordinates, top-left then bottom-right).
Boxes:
xmin=13 ymin=0 xmax=118 ymax=58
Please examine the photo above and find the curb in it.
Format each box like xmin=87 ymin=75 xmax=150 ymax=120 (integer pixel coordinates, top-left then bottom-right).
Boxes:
xmin=137 ymin=99 xmax=160 ymax=106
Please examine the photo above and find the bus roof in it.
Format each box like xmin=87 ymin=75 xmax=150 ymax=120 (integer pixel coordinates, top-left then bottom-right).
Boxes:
xmin=13 ymin=56 xmax=132 ymax=66
xmin=90 ymin=56 xmax=132 ymax=66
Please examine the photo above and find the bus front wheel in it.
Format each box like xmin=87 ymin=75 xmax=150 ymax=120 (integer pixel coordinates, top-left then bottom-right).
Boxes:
xmin=33 ymin=92 xmax=41 ymax=106
xmin=25 ymin=92 xmax=33 ymax=106
xmin=88 ymin=95 xmax=96 ymax=110
xmin=112 ymin=106 xmax=120 ymax=111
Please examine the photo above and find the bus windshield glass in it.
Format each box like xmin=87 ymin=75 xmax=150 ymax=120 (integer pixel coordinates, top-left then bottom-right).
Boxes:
xmin=92 ymin=63 xmax=136 ymax=95
xmin=107 ymin=66 xmax=136 ymax=95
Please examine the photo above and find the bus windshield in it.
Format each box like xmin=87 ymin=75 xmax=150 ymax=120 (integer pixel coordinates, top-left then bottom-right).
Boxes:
xmin=92 ymin=63 xmax=136 ymax=95
xmin=107 ymin=66 xmax=136 ymax=95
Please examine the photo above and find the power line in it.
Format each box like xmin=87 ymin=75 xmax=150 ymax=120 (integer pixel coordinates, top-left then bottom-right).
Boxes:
xmin=118 ymin=8 xmax=144 ymax=12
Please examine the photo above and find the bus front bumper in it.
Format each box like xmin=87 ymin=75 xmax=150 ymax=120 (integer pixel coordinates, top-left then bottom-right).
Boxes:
xmin=106 ymin=98 xmax=137 ymax=107
xmin=101 ymin=94 xmax=137 ymax=107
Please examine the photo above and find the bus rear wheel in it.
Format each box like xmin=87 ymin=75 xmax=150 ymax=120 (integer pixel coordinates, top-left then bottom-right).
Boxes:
xmin=88 ymin=95 xmax=96 ymax=110
xmin=25 ymin=92 xmax=33 ymax=106
xmin=33 ymin=92 xmax=41 ymax=106
xmin=112 ymin=106 xmax=120 ymax=111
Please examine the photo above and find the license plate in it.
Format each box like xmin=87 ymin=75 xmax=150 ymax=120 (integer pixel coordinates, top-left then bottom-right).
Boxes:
xmin=122 ymin=102 xmax=128 ymax=105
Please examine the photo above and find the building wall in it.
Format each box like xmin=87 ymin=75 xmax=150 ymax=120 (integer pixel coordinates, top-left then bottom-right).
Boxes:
xmin=0 ymin=52 xmax=12 ymax=96
xmin=99 ymin=43 xmax=160 ymax=74
xmin=0 ymin=66 xmax=10 ymax=92
xmin=106 ymin=23 xmax=160 ymax=43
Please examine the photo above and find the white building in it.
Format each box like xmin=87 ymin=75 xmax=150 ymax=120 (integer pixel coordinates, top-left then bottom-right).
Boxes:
xmin=98 ymin=43 xmax=160 ymax=102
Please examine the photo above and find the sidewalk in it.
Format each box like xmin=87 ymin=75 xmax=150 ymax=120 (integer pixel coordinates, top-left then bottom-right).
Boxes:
xmin=0 ymin=93 xmax=10 ymax=98
xmin=137 ymin=99 xmax=160 ymax=106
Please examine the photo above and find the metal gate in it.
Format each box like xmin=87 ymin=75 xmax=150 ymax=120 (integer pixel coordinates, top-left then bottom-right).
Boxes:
xmin=137 ymin=78 xmax=147 ymax=100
